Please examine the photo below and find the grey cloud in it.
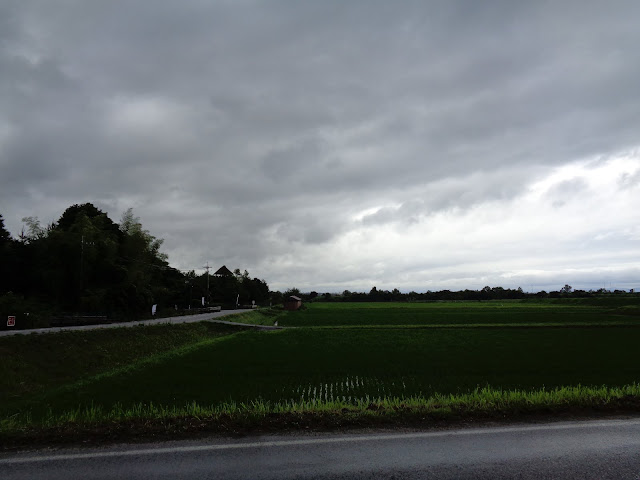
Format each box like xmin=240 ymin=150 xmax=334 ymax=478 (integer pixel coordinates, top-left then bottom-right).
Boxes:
xmin=260 ymin=138 xmax=326 ymax=182
xmin=360 ymin=168 xmax=532 ymax=227
xmin=545 ymin=178 xmax=589 ymax=208
xmin=1 ymin=1 xmax=639 ymax=291
xmin=618 ymin=170 xmax=640 ymax=189
xmin=362 ymin=207 xmax=403 ymax=227
xmin=272 ymin=208 xmax=350 ymax=246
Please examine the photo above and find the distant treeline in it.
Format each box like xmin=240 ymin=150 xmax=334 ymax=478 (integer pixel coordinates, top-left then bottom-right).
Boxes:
xmin=0 ymin=204 xmax=270 ymax=327
xmin=297 ymin=285 xmax=637 ymax=303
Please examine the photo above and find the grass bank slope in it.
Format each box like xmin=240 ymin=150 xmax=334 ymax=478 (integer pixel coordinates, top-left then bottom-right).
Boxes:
xmin=0 ymin=322 xmax=247 ymax=412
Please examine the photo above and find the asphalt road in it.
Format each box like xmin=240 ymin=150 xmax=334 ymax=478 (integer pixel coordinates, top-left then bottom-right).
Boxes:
xmin=2 ymin=418 xmax=640 ymax=479
xmin=0 ymin=309 xmax=270 ymax=337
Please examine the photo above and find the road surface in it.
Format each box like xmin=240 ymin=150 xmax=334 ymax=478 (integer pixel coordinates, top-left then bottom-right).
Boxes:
xmin=1 ymin=418 xmax=639 ymax=479
xmin=0 ymin=309 xmax=276 ymax=337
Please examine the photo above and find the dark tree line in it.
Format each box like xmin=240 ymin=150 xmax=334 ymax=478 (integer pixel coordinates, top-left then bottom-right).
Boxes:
xmin=299 ymin=284 xmax=637 ymax=303
xmin=0 ymin=204 xmax=270 ymax=328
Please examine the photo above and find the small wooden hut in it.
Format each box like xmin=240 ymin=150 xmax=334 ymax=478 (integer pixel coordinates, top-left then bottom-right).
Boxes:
xmin=283 ymin=295 xmax=302 ymax=311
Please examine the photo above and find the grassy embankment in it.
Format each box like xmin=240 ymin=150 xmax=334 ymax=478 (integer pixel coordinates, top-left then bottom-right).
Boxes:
xmin=2 ymin=299 xmax=640 ymax=445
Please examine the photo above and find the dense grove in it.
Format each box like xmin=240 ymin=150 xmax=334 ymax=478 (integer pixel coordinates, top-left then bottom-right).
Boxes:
xmin=0 ymin=205 xmax=269 ymax=326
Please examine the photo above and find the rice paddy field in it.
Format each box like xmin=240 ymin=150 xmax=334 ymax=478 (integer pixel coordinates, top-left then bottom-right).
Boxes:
xmin=245 ymin=299 xmax=640 ymax=327
xmin=2 ymin=298 xmax=640 ymax=438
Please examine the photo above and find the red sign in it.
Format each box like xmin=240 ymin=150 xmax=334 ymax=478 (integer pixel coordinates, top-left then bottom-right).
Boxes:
xmin=7 ymin=316 xmax=16 ymax=327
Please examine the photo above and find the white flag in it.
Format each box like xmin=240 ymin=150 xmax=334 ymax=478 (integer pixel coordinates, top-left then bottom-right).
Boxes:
xmin=152 ymin=304 xmax=157 ymax=316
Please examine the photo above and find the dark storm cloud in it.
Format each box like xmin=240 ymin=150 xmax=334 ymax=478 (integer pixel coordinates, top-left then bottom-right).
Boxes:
xmin=1 ymin=0 xmax=639 ymax=289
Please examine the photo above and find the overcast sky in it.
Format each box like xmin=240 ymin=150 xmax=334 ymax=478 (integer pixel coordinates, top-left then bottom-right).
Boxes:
xmin=1 ymin=1 xmax=639 ymax=292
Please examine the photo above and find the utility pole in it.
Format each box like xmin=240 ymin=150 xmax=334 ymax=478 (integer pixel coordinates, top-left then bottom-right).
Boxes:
xmin=203 ymin=262 xmax=211 ymax=305
xmin=80 ymin=235 xmax=84 ymax=294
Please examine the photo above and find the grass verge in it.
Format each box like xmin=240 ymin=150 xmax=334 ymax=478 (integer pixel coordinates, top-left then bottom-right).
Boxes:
xmin=2 ymin=384 xmax=640 ymax=449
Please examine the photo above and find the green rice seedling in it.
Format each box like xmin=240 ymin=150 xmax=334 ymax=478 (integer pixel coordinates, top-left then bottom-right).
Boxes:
xmin=4 ymin=302 xmax=640 ymax=441
xmin=274 ymin=301 xmax=640 ymax=327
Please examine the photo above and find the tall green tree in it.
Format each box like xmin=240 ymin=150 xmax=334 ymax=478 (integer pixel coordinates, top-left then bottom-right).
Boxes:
xmin=0 ymin=214 xmax=11 ymax=244
xmin=28 ymin=204 xmax=123 ymax=310
xmin=0 ymin=214 xmax=15 ymax=294
xmin=113 ymin=208 xmax=170 ymax=317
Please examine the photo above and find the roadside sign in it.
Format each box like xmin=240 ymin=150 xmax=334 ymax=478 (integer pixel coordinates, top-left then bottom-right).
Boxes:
xmin=7 ymin=316 xmax=16 ymax=327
